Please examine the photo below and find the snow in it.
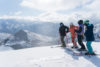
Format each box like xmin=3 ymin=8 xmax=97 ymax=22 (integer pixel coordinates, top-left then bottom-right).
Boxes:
xmin=2 ymin=30 xmax=55 ymax=49
xmin=25 ymin=30 xmax=53 ymax=42
xmin=0 ymin=45 xmax=13 ymax=51
xmin=0 ymin=33 xmax=11 ymax=41
xmin=0 ymin=42 xmax=100 ymax=67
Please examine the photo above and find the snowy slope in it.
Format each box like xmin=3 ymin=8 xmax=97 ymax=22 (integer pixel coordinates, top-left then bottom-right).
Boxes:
xmin=0 ymin=42 xmax=100 ymax=67
xmin=0 ymin=45 xmax=13 ymax=51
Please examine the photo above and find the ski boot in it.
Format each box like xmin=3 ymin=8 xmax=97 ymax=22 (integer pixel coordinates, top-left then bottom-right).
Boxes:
xmin=71 ymin=46 xmax=78 ymax=49
xmin=77 ymin=48 xmax=87 ymax=51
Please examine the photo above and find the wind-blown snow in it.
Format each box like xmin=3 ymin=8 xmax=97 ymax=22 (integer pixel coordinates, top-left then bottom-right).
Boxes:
xmin=0 ymin=42 xmax=100 ymax=67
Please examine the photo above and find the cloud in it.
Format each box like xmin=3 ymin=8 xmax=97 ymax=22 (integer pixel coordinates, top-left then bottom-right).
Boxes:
xmin=36 ymin=12 xmax=68 ymax=22
xmin=0 ymin=11 xmax=100 ymax=24
xmin=8 ymin=11 xmax=22 ymax=16
xmin=83 ymin=0 xmax=100 ymax=12
xmin=87 ymin=0 xmax=100 ymax=10
xmin=0 ymin=15 xmax=38 ymax=21
xmin=14 ymin=11 xmax=22 ymax=15
xmin=1 ymin=0 xmax=100 ymax=24
xmin=20 ymin=0 xmax=92 ymax=11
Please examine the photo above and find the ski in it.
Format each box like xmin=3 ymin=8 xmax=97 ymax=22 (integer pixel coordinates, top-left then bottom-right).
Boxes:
xmin=73 ymin=52 xmax=83 ymax=56
xmin=65 ymin=47 xmax=100 ymax=56
xmin=73 ymin=52 xmax=100 ymax=56
xmin=51 ymin=45 xmax=70 ymax=48
xmin=50 ymin=45 xmax=62 ymax=48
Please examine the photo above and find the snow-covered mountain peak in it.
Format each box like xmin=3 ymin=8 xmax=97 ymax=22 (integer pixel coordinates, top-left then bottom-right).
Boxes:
xmin=0 ymin=30 xmax=56 ymax=49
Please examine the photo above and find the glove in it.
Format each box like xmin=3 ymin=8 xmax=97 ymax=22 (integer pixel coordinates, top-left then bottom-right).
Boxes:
xmin=65 ymin=29 xmax=69 ymax=33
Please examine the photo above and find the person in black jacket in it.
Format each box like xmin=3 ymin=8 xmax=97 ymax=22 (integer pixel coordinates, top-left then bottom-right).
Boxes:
xmin=59 ymin=22 xmax=69 ymax=47
xmin=84 ymin=20 xmax=95 ymax=55
xmin=75 ymin=20 xmax=86 ymax=51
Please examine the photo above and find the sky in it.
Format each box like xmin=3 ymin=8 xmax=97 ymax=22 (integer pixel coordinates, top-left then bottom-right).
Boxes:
xmin=0 ymin=0 xmax=100 ymax=22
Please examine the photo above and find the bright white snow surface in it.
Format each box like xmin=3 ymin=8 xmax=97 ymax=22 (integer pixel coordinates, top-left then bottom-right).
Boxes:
xmin=0 ymin=42 xmax=100 ymax=67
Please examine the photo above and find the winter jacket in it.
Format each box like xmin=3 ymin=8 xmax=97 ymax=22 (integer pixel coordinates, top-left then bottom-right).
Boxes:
xmin=59 ymin=25 xmax=69 ymax=36
xmin=69 ymin=25 xmax=78 ymax=38
xmin=84 ymin=24 xmax=95 ymax=41
xmin=75 ymin=24 xmax=84 ymax=35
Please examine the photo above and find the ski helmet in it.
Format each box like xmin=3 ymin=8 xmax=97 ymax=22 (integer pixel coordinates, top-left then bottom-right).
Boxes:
xmin=78 ymin=20 xmax=83 ymax=24
xmin=84 ymin=20 xmax=89 ymax=25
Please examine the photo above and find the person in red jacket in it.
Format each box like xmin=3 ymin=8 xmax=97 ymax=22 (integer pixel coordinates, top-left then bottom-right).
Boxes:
xmin=69 ymin=23 xmax=78 ymax=48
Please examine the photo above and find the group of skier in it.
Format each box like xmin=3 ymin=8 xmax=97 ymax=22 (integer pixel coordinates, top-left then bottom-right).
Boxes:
xmin=59 ymin=20 xmax=95 ymax=55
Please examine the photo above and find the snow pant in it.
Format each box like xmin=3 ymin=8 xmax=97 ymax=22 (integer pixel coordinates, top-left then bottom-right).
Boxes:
xmin=71 ymin=37 xmax=77 ymax=46
xmin=60 ymin=36 xmax=66 ymax=47
xmin=77 ymin=35 xmax=86 ymax=49
xmin=86 ymin=41 xmax=93 ymax=53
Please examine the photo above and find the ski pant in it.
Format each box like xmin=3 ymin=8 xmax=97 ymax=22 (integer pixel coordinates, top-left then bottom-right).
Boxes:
xmin=60 ymin=36 xmax=66 ymax=47
xmin=77 ymin=35 xmax=86 ymax=49
xmin=86 ymin=41 xmax=93 ymax=53
xmin=71 ymin=37 xmax=77 ymax=46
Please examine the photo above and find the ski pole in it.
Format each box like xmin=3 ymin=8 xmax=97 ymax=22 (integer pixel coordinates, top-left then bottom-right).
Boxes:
xmin=66 ymin=33 xmax=69 ymax=47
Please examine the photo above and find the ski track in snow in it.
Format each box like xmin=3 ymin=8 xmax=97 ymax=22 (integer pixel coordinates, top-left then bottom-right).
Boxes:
xmin=0 ymin=42 xmax=100 ymax=67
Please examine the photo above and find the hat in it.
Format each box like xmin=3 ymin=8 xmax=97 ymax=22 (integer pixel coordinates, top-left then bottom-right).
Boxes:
xmin=60 ymin=22 xmax=64 ymax=26
xmin=84 ymin=20 xmax=89 ymax=24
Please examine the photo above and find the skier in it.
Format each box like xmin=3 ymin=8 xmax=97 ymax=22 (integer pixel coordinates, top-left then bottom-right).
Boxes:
xmin=69 ymin=23 xmax=78 ymax=48
xmin=84 ymin=20 xmax=96 ymax=55
xmin=75 ymin=20 xmax=86 ymax=51
xmin=59 ymin=22 xmax=69 ymax=47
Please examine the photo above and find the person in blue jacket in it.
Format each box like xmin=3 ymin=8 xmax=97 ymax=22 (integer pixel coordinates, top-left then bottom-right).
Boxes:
xmin=84 ymin=20 xmax=96 ymax=55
